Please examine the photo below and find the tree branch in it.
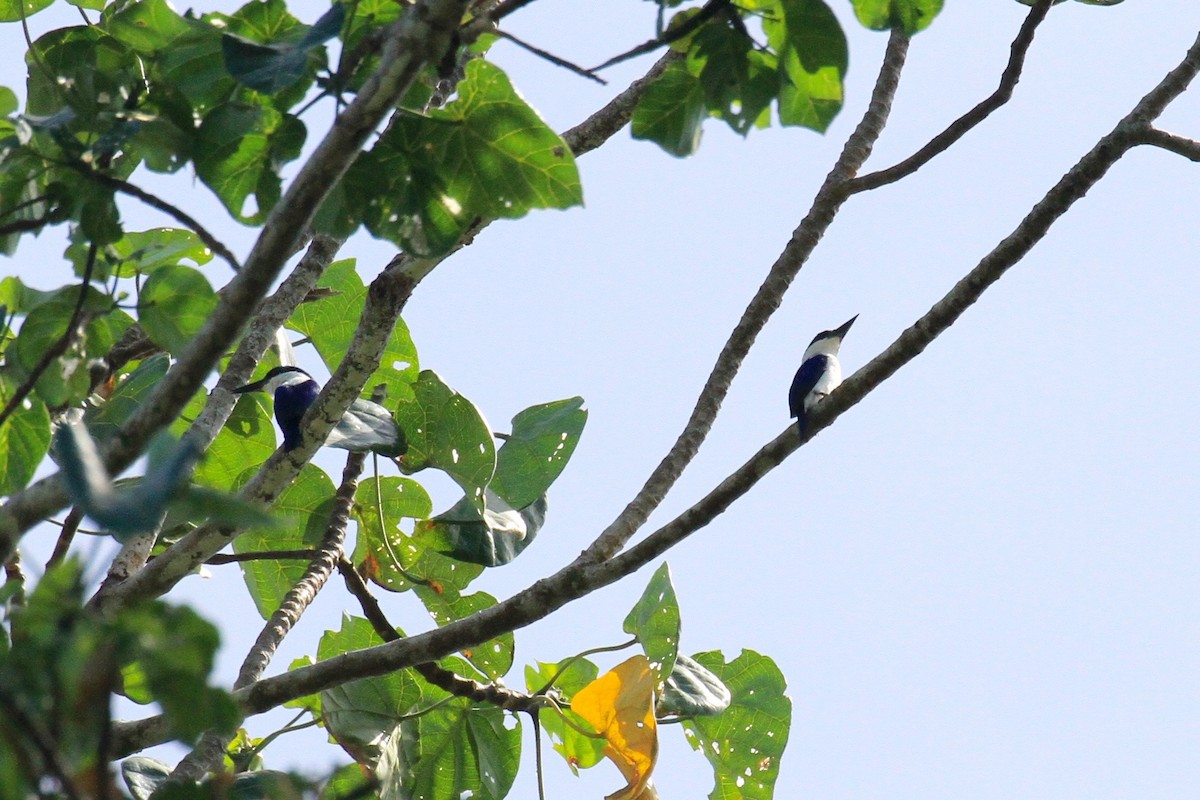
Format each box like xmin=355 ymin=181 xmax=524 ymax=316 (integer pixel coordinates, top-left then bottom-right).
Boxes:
xmin=1135 ymin=126 xmax=1200 ymax=161
xmin=0 ymin=0 xmax=471 ymax=565
xmin=847 ymin=0 xmax=1054 ymax=194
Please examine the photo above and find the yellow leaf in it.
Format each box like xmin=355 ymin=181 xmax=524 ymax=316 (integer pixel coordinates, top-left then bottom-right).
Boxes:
xmin=571 ymin=655 xmax=660 ymax=800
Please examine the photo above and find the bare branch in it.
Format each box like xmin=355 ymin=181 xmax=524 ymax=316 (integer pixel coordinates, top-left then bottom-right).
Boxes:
xmin=579 ymin=28 xmax=911 ymax=565
xmin=1135 ymin=127 xmax=1200 ymax=161
xmin=848 ymin=0 xmax=1054 ymax=194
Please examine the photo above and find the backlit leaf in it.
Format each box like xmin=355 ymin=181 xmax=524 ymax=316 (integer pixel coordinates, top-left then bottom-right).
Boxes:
xmin=139 ymin=264 xmax=217 ymax=356
xmin=851 ymin=0 xmax=944 ymax=33
xmin=682 ymin=650 xmax=791 ymax=800
xmin=379 ymin=701 xmax=521 ymax=800
xmin=622 ymin=562 xmax=680 ymax=683
xmin=394 ymin=370 xmax=495 ymax=508
xmin=355 ymin=59 xmax=582 ymax=257
xmin=767 ymin=0 xmax=847 ymax=132
xmin=572 ymin=655 xmax=660 ymax=800
xmin=287 ymin=259 xmax=419 ymax=404
xmin=0 ymin=370 xmax=51 ymax=494
xmin=489 ymin=396 xmax=586 ymax=509
xmin=233 ymin=464 xmax=335 ymax=618
xmin=525 ymin=658 xmax=606 ymax=773
xmin=632 ymin=58 xmax=706 ymax=157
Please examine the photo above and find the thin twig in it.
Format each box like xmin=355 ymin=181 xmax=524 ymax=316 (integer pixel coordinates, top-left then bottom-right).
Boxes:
xmin=495 ymin=29 xmax=606 ymax=85
xmin=590 ymin=0 xmax=732 ymax=73
xmin=491 ymin=0 xmax=537 ymax=22
xmin=84 ymin=171 xmax=242 ymax=271
xmin=0 ymin=689 xmax=86 ymax=800
xmin=0 ymin=244 xmax=98 ymax=428
xmin=848 ymin=0 xmax=1054 ymax=193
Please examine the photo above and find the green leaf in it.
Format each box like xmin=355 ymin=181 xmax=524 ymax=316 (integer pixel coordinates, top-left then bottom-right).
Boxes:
xmin=157 ymin=18 xmax=235 ymax=112
xmin=233 ymin=464 xmax=335 ymax=618
xmin=138 ymin=264 xmax=218 ymax=355
xmin=688 ymin=22 xmax=777 ymax=135
xmin=0 ymin=0 xmax=51 ymax=23
xmin=632 ymin=57 xmax=707 ymax=156
xmin=0 ymin=276 xmax=57 ymax=314
xmin=0 ymin=370 xmax=51 ymax=494
xmin=525 ymin=658 xmax=606 ymax=773
xmin=659 ymin=653 xmax=732 ymax=718
xmin=490 ymin=397 xmax=586 ymax=509
xmin=379 ymin=702 xmax=521 ymax=800
xmin=355 ymin=59 xmax=582 ymax=257
xmin=350 ymin=475 xmax=447 ymax=593
xmin=682 ymin=650 xmax=792 ymax=800
xmin=394 ymin=370 xmax=495 ymax=508
xmin=413 ymin=491 xmax=546 ymax=568
xmin=189 ymin=393 xmax=276 ymax=490
xmin=852 ymin=0 xmax=944 ymax=33
xmin=317 ymin=615 xmax=428 ymax=750
xmin=623 ymin=562 xmax=680 ymax=683
xmin=12 ymin=286 xmax=132 ymax=406
xmin=319 ymin=763 xmax=380 ymax=800
xmin=103 ymin=0 xmax=192 ymax=53
xmin=767 ymin=0 xmax=847 ymax=132
xmin=286 ymin=259 xmax=419 ymax=404
xmin=195 ymin=99 xmax=298 ymax=223
xmin=122 ymin=601 xmax=240 ymax=742
xmin=413 ymin=586 xmax=513 ymax=679
xmin=72 ymin=227 xmax=214 ymax=280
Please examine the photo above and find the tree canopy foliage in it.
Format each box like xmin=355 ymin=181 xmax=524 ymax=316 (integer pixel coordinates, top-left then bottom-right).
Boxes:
xmin=6 ymin=0 xmax=1197 ymax=798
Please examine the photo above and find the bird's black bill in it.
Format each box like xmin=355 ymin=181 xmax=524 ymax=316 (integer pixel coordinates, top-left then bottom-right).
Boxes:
xmin=834 ymin=315 xmax=858 ymax=339
xmin=231 ymin=379 xmax=265 ymax=394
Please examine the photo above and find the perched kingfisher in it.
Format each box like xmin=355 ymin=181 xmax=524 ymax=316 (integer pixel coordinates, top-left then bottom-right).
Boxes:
xmin=233 ymin=366 xmax=407 ymax=457
xmin=789 ymin=315 xmax=857 ymax=437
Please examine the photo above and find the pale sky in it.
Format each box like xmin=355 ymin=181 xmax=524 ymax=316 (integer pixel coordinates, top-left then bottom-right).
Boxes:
xmin=7 ymin=1 xmax=1200 ymax=798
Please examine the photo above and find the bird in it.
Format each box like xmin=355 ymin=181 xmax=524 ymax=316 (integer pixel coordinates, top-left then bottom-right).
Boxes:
xmin=232 ymin=365 xmax=407 ymax=457
xmin=789 ymin=315 xmax=857 ymax=437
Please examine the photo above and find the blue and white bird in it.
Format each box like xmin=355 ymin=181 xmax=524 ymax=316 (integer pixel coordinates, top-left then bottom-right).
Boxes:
xmin=233 ymin=366 xmax=407 ymax=457
xmin=789 ymin=315 xmax=857 ymax=437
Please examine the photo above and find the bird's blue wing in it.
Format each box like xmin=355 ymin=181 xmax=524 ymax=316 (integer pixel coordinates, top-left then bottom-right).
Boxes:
xmin=789 ymin=356 xmax=828 ymax=419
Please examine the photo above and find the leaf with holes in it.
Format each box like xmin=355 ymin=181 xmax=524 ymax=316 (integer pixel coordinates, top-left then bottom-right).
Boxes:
xmin=682 ymin=650 xmax=792 ymax=800
xmin=623 ymin=562 xmax=681 ymax=683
